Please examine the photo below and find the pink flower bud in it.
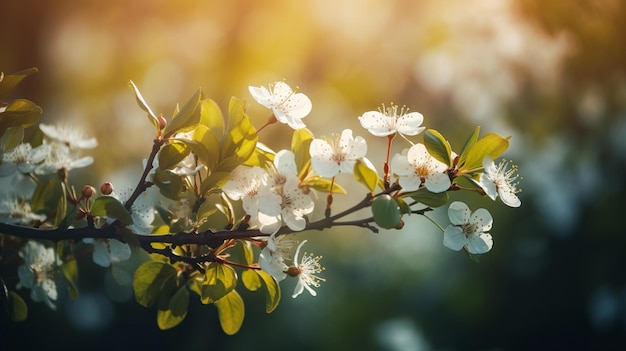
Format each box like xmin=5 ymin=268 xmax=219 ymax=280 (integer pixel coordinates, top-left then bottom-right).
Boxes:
xmin=81 ymin=185 xmax=96 ymax=199
xmin=100 ymin=182 xmax=114 ymax=195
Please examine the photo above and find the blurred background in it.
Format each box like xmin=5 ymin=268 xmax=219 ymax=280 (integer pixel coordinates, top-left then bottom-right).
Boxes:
xmin=2 ymin=0 xmax=626 ymax=350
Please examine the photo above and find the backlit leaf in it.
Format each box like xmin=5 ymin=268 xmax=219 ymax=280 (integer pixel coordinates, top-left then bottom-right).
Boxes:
xmin=214 ymin=290 xmax=245 ymax=335
xmin=162 ymin=88 xmax=202 ymax=138
xmin=202 ymin=262 xmax=237 ymax=303
xmin=424 ymin=129 xmax=452 ymax=167
xmin=256 ymin=270 xmax=281 ymax=313
xmin=133 ymin=261 xmax=177 ymax=307
xmin=90 ymin=196 xmax=133 ymax=225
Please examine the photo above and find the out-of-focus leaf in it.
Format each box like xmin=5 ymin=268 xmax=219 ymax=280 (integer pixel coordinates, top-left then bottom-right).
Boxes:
xmin=162 ymin=88 xmax=202 ymax=138
xmin=31 ymin=176 xmax=62 ymax=216
xmin=90 ymin=196 xmax=133 ymax=225
xmin=0 ymin=99 xmax=43 ymax=136
xmin=371 ymin=194 xmax=402 ymax=229
xmin=214 ymin=289 xmax=245 ymax=335
xmin=8 ymin=291 xmax=28 ymax=322
xmin=256 ymin=270 xmax=281 ymax=313
xmin=1 ymin=126 xmax=24 ymax=152
xmin=0 ymin=68 xmax=38 ymax=100
xmin=133 ymin=261 xmax=177 ymax=307
xmin=61 ymin=259 xmax=79 ymax=299
xmin=424 ymin=129 xmax=452 ymax=167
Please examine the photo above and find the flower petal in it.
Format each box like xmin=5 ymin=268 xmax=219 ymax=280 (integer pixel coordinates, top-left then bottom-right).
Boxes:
xmin=396 ymin=112 xmax=425 ymax=136
xmin=443 ymin=225 xmax=466 ymax=251
xmin=470 ymin=208 xmax=493 ymax=232
xmin=425 ymin=173 xmax=451 ymax=193
xmin=466 ymin=233 xmax=493 ymax=254
xmin=448 ymin=201 xmax=470 ymax=225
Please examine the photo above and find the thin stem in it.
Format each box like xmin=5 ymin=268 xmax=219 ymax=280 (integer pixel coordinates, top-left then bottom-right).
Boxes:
xmin=124 ymin=138 xmax=164 ymax=210
xmin=422 ymin=214 xmax=445 ymax=233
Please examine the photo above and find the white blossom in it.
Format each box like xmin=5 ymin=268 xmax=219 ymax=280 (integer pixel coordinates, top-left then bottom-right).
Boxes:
xmin=17 ymin=241 xmax=61 ymax=310
xmin=358 ymin=103 xmax=425 ymax=137
xmin=34 ymin=143 xmax=94 ymax=174
xmin=443 ymin=201 xmax=493 ymax=254
xmin=82 ymin=238 xmax=132 ymax=267
xmin=258 ymin=233 xmax=295 ymax=282
xmin=479 ymin=157 xmax=521 ymax=207
xmin=39 ymin=123 xmax=97 ymax=150
xmin=290 ymin=240 xmax=325 ymax=298
xmin=309 ymin=129 xmax=367 ymax=178
xmin=249 ymin=81 xmax=312 ymax=130
xmin=222 ymin=166 xmax=282 ymax=234
xmin=390 ymin=143 xmax=451 ymax=193
xmin=0 ymin=198 xmax=46 ymax=225
xmin=0 ymin=143 xmax=46 ymax=176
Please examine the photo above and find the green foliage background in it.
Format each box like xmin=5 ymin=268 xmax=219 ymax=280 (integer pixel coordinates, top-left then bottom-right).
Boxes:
xmin=2 ymin=0 xmax=626 ymax=350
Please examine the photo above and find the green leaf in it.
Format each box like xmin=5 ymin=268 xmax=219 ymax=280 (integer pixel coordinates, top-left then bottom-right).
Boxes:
xmin=1 ymin=126 xmax=24 ymax=152
xmin=0 ymin=99 xmax=43 ymax=136
xmin=158 ymin=141 xmax=190 ymax=170
xmin=31 ymin=176 xmax=63 ymax=216
xmin=424 ymin=129 xmax=452 ymax=167
xmin=133 ymin=261 xmax=177 ymax=307
xmin=214 ymin=289 xmax=245 ymax=335
xmin=353 ymin=158 xmax=380 ymax=193
xmin=90 ymin=196 xmax=133 ymax=225
xmin=128 ymin=80 xmax=159 ymax=130
xmin=458 ymin=132 xmax=510 ymax=173
xmin=220 ymin=97 xmax=257 ymax=163
xmin=162 ymin=88 xmax=202 ymax=138
xmin=406 ymin=188 xmax=449 ymax=208
xmin=242 ymin=143 xmax=275 ymax=168
xmin=256 ymin=270 xmax=281 ymax=313
xmin=196 ymin=193 xmax=229 ymax=233
xmin=175 ymin=125 xmax=220 ymax=171
xmin=61 ymin=260 xmax=79 ymax=299
xmin=291 ymin=128 xmax=314 ymax=178
xmin=201 ymin=263 xmax=237 ymax=303
xmin=396 ymin=197 xmax=412 ymax=215
xmin=200 ymin=98 xmax=224 ymax=139
xmin=8 ymin=291 xmax=28 ymax=322
xmin=0 ymin=68 xmax=38 ymax=100
xmin=371 ymin=194 xmax=402 ymax=229
xmin=156 ymin=286 xmax=189 ymax=330
xmin=301 ymin=175 xmax=347 ymax=194
xmin=241 ymin=269 xmax=262 ymax=291
xmin=458 ymin=126 xmax=481 ymax=165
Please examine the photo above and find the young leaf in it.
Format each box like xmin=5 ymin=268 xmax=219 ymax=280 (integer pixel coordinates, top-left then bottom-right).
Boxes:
xmin=300 ymin=176 xmax=347 ymax=194
xmin=90 ymin=196 xmax=133 ymax=225
xmin=220 ymin=97 xmax=257 ymax=163
xmin=256 ymin=270 xmax=281 ymax=313
xmin=353 ymin=158 xmax=380 ymax=193
xmin=371 ymin=194 xmax=402 ymax=229
xmin=291 ymin=128 xmax=314 ymax=178
xmin=162 ymin=88 xmax=202 ymax=138
xmin=0 ymin=99 xmax=43 ymax=137
xmin=424 ymin=129 xmax=452 ymax=167
xmin=241 ymin=269 xmax=262 ymax=292
xmin=128 ymin=80 xmax=159 ymax=130
xmin=133 ymin=261 xmax=177 ymax=307
xmin=199 ymin=98 xmax=224 ymax=139
xmin=201 ymin=263 xmax=238 ymax=303
xmin=214 ymin=290 xmax=245 ymax=335
xmin=7 ymin=291 xmax=28 ymax=322
xmin=458 ymin=132 xmax=510 ymax=173
xmin=158 ymin=142 xmax=190 ymax=170
xmin=405 ymin=188 xmax=449 ymax=208
xmin=0 ymin=68 xmax=38 ymax=100
xmin=457 ymin=126 xmax=481 ymax=166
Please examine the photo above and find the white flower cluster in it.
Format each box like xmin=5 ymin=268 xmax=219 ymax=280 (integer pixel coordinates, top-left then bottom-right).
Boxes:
xmin=17 ymin=241 xmax=61 ymax=310
xmin=223 ymin=150 xmax=314 ymax=235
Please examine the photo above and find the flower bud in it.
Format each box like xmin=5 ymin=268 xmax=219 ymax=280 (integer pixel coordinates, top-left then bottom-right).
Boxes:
xmin=81 ymin=185 xmax=96 ymax=199
xmin=158 ymin=114 xmax=167 ymax=130
xmin=100 ymin=182 xmax=114 ymax=195
xmin=286 ymin=265 xmax=301 ymax=277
